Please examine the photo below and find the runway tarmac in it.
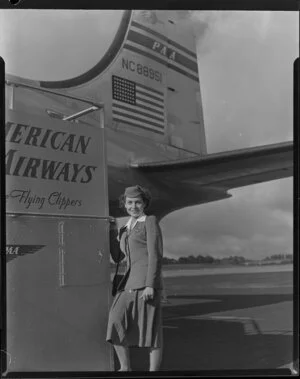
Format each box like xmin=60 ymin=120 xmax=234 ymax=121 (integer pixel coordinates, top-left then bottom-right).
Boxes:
xmin=116 ymin=266 xmax=294 ymax=372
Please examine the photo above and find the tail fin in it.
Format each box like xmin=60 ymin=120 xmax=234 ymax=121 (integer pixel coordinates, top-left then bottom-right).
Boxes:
xmin=10 ymin=10 xmax=207 ymax=156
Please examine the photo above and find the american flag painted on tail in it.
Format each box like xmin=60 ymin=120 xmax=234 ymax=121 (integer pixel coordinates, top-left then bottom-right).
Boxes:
xmin=112 ymin=75 xmax=165 ymax=134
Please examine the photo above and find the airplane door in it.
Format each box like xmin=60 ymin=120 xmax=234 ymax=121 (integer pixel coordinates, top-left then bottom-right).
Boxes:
xmin=4 ymin=99 xmax=113 ymax=372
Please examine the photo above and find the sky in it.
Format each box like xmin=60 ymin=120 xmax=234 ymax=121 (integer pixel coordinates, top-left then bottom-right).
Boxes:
xmin=161 ymin=11 xmax=296 ymax=260
xmin=0 ymin=10 xmax=297 ymax=260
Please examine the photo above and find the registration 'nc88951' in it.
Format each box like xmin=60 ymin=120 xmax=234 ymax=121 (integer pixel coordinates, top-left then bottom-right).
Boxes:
xmin=122 ymin=58 xmax=162 ymax=83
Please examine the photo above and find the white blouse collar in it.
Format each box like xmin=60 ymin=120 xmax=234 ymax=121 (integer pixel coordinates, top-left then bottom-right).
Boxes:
xmin=125 ymin=214 xmax=146 ymax=230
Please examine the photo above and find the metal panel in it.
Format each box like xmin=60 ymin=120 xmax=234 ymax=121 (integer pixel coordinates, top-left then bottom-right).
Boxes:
xmin=61 ymin=218 xmax=110 ymax=286
xmin=6 ymin=215 xmax=113 ymax=372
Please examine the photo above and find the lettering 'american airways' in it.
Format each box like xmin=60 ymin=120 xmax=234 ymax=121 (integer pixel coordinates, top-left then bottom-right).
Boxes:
xmin=5 ymin=122 xmax=98 ymax=184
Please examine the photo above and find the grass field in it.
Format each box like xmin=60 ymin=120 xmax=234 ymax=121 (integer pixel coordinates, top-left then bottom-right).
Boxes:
xmin=161 ymin=262 xmax=293 ymax=270
xmin=162 ymin=263 xmax=293 ymax=278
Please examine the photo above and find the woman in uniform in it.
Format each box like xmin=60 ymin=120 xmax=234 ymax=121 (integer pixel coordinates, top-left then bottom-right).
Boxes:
xmin=106 ymin=185 xmax=163 ymax=371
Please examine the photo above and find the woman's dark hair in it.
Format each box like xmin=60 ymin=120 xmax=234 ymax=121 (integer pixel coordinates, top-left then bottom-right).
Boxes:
xmin=119 ymin=186 xmax=152 ymax=211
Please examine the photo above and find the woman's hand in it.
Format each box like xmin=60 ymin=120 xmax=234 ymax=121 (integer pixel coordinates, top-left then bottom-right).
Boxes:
xmin=140 ymin=287 xmax=155 ymax=301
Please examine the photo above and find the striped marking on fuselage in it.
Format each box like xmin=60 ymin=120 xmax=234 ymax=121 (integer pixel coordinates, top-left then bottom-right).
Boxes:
xmin=125 ymin=21 xmax=199 ymax=82
xmin=127 ymin=29 xmax=198 ymax=73
xmin=131 ymin=20 xmax=197 ymax=59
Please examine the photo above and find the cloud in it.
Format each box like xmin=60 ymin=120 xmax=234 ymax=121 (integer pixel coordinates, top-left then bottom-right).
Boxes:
xmin=190 ymin=11 xmax=297 ymax=153
xmin=231 ymin=177 xmax=293 ymax=213
xmin=191 ymin=11 xmax=273 ymax=52
xmin=161 ymin=178 xmax=293 ymax=260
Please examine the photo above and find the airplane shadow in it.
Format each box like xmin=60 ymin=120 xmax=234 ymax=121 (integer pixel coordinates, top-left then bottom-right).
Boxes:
xmin=115 ymin=294 xmax=293 ymax=371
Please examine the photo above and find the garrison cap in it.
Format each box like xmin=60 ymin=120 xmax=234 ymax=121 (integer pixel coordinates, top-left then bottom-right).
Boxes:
xmin=124 ymin=185 xmax=145 ymax=198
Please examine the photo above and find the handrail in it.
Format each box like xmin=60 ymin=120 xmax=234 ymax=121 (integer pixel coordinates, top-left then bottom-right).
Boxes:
xmin=62 ymin=106 xmax=99 ymax=121
xmin=5 ymin=79 xmax=104 ymax=109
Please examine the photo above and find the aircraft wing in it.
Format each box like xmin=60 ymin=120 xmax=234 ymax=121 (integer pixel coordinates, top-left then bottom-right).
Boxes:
xmin=128 ymin=141 xmax=293 ymax=217
xmin=132 ymin=141 xmax=293 ymax=189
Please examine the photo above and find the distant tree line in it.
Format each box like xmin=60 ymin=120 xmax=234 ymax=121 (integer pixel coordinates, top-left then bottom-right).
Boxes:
xmin=162 ymin=255 xmax=246 ymax=265
xmin=110 ymin=253 xmax=293 ymax=268
xmin=262 ymin=254 xmax=293 ymax=261
xmin=161 ymin=253 xmax=293 ymax=266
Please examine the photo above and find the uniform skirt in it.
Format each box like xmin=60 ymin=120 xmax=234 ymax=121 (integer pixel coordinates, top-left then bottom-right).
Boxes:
xmin=106 ymin=289 xmax=162 ymax=348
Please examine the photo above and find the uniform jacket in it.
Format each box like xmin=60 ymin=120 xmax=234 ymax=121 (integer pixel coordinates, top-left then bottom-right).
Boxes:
xmin=110 ymin=215 xmax=163 ymax=291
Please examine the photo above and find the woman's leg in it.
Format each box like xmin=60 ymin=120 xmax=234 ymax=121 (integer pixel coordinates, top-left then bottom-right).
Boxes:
xmin=149 ymin=326 xmax=163 ymax=371
xmin=149 ymin=346 xmax=163 ymax=371
xmin=113 ymin=344 xmax=131 ymax=371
